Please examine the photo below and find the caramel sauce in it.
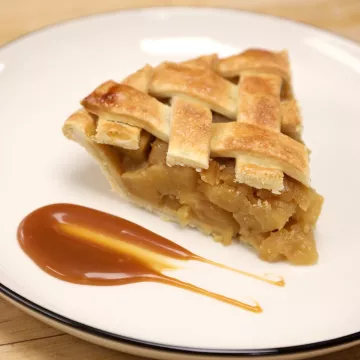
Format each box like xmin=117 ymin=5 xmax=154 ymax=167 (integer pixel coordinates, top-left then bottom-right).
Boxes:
xmin=18 ymin=204 xmax=284 ymax=313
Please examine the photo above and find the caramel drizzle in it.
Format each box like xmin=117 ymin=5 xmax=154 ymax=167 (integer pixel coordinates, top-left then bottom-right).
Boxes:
xmin=57 ymin=223 xmax=262 ymax=313
xmin=195 ymin=256 xmax=285 ymax=287
xmin=18 ymin=204 xmax=285 ymax=314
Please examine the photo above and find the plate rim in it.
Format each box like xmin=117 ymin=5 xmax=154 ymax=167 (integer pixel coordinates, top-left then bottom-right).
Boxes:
xmin=1 ymin=6 xmax=360 ymax=356
xmin=1 ymin=283 xmax=360 ymax=356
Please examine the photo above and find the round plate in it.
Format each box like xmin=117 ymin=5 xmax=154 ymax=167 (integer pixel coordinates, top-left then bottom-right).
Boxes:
xmin=1 ymin=7 xmax=360 ymax=359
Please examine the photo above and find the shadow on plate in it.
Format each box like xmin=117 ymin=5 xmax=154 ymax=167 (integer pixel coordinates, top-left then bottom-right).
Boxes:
xmin=65 ymin=160 xmax=115 ymax=202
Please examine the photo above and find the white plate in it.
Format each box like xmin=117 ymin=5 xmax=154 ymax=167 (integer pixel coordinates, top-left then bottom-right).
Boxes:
xmin=1 ymin=7 xmax=360 ymax=358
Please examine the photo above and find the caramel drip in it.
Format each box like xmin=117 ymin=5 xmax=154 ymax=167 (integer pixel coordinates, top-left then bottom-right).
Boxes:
xmin=57 ymin=222 xmax=261 ymax=312
xmin=18 ymin=204 xmax=283 ymax=313
xmin=195 ymin=257 xmax=285 ymax=287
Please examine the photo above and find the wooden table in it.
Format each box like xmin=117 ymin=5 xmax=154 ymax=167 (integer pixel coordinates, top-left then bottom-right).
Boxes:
xmin=1 ymin=0 xmax=360 ymax=359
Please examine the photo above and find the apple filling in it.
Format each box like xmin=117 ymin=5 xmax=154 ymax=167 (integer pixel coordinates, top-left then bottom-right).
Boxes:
xmin=115 ymin=132 xmax=323 ymax=265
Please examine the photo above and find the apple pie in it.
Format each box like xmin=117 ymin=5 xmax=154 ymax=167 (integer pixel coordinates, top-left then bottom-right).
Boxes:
xmin=63 ymin=49 xmax=323 ymax=265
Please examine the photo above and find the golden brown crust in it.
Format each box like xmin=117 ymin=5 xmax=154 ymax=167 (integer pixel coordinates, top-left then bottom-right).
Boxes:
xmin=70 ymin=49 xmax=310 ymax=190
xmin=149 ymin=63 xmax=237 ymax=119
xmin=167 ymin=97 xmax=212 ymax=169
xmin=181 ymin=54 xmax=219 ymax=70
xmin=236 ymin=72 xmax=283 ymax=191
xmin=63 ymin=109 xmax=97 ymax=139
xmin=89 ymin=66 xmax=154 ymax=150
xmin=95 ymin=117 xmax=141 ymax=150
xmin=235 ymin=163 xmax=284 ymax=193
xmin=218 ymin=49 xmax=292 ymax=99
xmin=122 ymin=64 xmax=154 ymax=93
xmin=210 ymin=122 xmax=310 ymax=187
xmin=91 ymin=80 xmax=118 ymax=96
xmin=281 ymin=99 xmax=303 ymax=141
xmin=237 ymin=72 xmax=282 ymax=131
xmin=218 ymin=49 xmax=290 ymax=80
xmin=82 ymin=83 xmax=170 ymax=141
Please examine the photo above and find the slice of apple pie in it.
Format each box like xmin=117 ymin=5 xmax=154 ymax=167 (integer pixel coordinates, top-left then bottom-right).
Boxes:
xmin=63 ymin=49 xmax=323 ymax=265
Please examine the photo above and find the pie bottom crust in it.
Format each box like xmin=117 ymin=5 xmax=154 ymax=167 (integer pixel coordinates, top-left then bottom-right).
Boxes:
xmin=63 ymin=110 xmax=323 ymax=265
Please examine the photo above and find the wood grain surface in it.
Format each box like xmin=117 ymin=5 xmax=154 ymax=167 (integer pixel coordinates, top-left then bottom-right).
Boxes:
xmin=1 ymin=0 xmax=359 ymax=359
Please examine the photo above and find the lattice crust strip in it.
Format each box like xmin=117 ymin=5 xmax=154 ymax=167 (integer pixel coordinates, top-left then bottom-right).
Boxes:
xmin=92 ymin=65 xmax=154 ymax=150
xmin=167 ymin=97 xmax=212 ymax=169
xmin=236 ymin=71 xmax=284 ymax=192
xmin=79 ymin=49 xmax=309 ymax=192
